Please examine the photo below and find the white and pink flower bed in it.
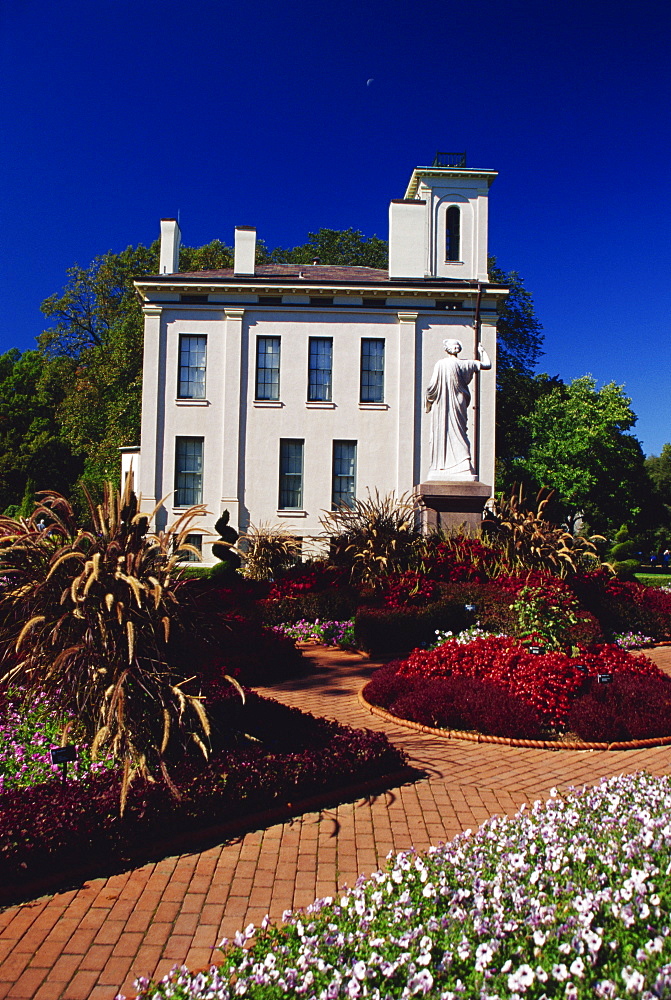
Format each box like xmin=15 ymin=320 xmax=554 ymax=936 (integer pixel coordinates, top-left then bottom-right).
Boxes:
xmin=128 ymin=771 xmax=671 ymax=1000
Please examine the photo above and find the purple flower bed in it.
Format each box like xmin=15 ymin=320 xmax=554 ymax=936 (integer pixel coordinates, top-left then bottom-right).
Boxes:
xmin=0 ymin=690 xmax=406 ymax=896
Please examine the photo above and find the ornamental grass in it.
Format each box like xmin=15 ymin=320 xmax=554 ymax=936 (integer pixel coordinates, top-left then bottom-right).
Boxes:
xmin=321 ymin=490 xmax=422 ymax=590
xmin=0 ymin=483 xmax=231 ymax=813
xmin=127 ymin=771 xmax=671 ymax=1000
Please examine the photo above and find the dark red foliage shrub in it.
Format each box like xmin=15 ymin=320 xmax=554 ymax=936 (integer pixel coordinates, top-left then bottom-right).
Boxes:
xmin=432 ymin=580 xmax=519 ymax=635
xmin=383 ymin=675 xmax=545 ymax=739
xmin=185 ymin=575 xmax=268 ymax=613
xmin=570 ymin=573 xmax=671 ymax=641
xmin=267 ymin=563 xmax=347 ymax=600
xmin=389 ymin=681 xmax=465 ymax=730
xmin=195 ymin=620 xmax=305 ymax=689
xmin=354 ymin=603 xmax=475 ymax=656
xmin=362 ymin=661 xmax=421 ymax=710
xmin=568 ymin=672 xmax=671 ymax=742
xmin=257 ymin=586 xmax=359 ymax=627
xmin=567 ymin=694 xmax=629 ymax=743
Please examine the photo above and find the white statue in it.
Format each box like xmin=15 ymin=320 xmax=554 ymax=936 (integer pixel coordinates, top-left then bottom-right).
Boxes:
xmin=425 ymin=338 xmax=491 ymax=481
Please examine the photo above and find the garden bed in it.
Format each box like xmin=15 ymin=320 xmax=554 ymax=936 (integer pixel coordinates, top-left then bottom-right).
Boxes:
xmin=0 ymin=690 xmax=408 ymax=905
xmin=358 ymin=687 xmax=671 ymax=750
xmin=361 ymin=636 xmax=671 ymax=747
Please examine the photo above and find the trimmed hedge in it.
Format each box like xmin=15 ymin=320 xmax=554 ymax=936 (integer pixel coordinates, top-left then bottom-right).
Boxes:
xmin=354 ymin=602 xmax=475 ymax=657
xmin=257 ymin=588 xmax=359 ymax=628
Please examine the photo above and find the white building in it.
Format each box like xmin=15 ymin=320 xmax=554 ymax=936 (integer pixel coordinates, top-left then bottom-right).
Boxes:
xmin=128 ymin=156 xmax=508 ymax=563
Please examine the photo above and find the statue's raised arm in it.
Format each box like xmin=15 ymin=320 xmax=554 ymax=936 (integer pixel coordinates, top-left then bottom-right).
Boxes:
xmin=477 ymin=343 xmax=492 ymax=370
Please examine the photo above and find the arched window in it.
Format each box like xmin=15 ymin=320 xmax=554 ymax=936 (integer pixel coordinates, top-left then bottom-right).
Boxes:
xmin=446 ymin=206 xmax=460 ymax=262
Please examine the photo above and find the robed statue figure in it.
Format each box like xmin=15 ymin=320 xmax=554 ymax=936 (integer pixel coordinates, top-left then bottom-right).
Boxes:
xmin=425 ymin=338 xmax=491 ymax=481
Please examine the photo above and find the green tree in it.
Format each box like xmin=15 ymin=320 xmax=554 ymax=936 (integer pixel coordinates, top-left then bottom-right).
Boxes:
xmin=646 ymin=443 xmax=671 ymax=501
xmin=487 ymin=258 xmax=549 ymax=491
xmin=39 ymin=243 xmax=160 ymax=358
xmin=179 ymin=239 xmax=234 ymax=271
xmin=37 ymin=243 xmax=160 ymax=490
xmin=516 ymin=376 xmax=649 ymax=534
xmin=0 ymin=349 xmax=82 ymax=514
xmin=643 ymin=444 xmax=671 ymax=551
xmin=488 ymin=258 xmax=544 ymax=379
xmin=270 ymin=228 xmax=388 ymax=268
xmin=38 ymin=240 xmax=236 ymax=490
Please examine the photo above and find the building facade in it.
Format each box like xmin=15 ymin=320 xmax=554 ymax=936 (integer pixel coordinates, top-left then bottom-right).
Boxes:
xmin=128 ymin=158 xmax=508 ymax=562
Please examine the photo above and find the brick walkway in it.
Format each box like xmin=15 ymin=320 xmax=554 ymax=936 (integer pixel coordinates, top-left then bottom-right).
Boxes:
xmin=1 ymin=645 xmax=671 ymax=1000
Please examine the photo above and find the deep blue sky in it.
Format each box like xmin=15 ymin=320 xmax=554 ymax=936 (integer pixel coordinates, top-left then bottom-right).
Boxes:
xmin=1 ymin=0 xmax=670 ymax=455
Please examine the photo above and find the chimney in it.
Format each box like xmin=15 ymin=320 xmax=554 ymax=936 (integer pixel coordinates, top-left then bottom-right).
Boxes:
xmin=388 ymin=199 xmax=426 ymax=279
xmin=234 ymin=226 xmax=256 ymax=275
xmin=159 ymin=218 xmax=181 ymax=274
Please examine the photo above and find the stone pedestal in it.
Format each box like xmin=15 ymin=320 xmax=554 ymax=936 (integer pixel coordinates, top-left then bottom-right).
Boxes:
xmin=418 ymin=481 xmax=492 ymax=534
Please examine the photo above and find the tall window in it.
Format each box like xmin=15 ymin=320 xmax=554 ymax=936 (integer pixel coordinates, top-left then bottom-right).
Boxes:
xmin=255 ymin=336 xmax=281 ymax=400
xmin=332 ymin=441 xmax=357 ymax=509
xmin=360 ymin=339 xmax=385 ymax=403
xmin=178 ymin=335 xmax=207 ymax=398
xmin=446 ymin=206 xmax=461 ymax=262
xmin=308 ymin=337 xmax=333 ymax=401
xmin=175 ymin=437 xmax=204 ymax=506
xmin=279 ymin=439 xmax=304 ymax=509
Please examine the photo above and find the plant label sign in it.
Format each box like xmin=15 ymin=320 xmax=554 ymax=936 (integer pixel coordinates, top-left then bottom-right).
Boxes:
xmin=50 ymin=746 xmax=77 ymax=765
xmin=597 ymin=673 xmax=613 ymax=684
xmin=529 ymin=645 xmax=544 ymax=655
xmin=51 ymin=744 xmax=77 ymax=786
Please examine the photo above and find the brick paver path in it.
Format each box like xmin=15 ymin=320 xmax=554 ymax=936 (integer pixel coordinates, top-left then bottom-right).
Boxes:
xmin=1 ymin=644 xmax=671 ymax=1000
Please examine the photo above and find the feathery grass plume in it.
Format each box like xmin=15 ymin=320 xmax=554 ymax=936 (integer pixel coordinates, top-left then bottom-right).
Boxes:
xmin=320 ymin=489 xmax=422 ymax=589
xmin=239 ymin=523 xmax=301 ymax=580
xmin=0 ymin=479 xmax=230 ymax=814
xmin=486 ymin=485 xmax=605 ymax=577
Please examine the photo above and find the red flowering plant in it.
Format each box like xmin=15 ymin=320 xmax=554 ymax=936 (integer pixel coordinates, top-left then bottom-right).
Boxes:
xmin=570 ymin=570 xmax=671 ymax=642
xmin=605 ymin=578 xmax=671 ymax=625
xmin=393 ymin=635 xmax=661 ymax=730
xmin=267 ymin=562 xmax=347 ymax=600
xmin=380 ymin=571 xmax=441 ymax=609
xmin=414 ymin=534 xmax=498 ymax=584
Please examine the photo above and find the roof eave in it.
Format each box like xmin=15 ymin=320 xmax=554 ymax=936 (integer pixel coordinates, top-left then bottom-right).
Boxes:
xmin=134 ymin=274 xmax=509 ymax=299
xmin=404 ymin=166 xmax=498 ymax=199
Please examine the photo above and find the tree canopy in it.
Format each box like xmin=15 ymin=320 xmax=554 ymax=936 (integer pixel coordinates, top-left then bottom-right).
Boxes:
xmin=488 ymin=258 xmax=544 ymax=380
xmin=269 ymin=228 xmax=388 ymax=268
xmin=515 ymin=376 xmax=649 ymax=534
xmin=0 ymin=349 xmax=82 ymax=515
xmin=644 ymin=443 xmax=671 ymax=549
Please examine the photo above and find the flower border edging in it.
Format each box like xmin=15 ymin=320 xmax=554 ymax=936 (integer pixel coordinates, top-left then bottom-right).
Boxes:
xmin=0 ymin=765 xmax=419 ymax=909
xmin=358 ymin=686 xmax=671 ymax=751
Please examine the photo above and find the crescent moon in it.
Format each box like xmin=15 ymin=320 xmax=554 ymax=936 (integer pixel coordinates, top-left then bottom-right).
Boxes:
xmin=366 ymin=78 xmax=374 ymax=86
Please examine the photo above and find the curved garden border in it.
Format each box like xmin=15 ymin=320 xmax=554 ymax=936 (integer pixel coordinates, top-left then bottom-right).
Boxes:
xmin=358 ymin=687 xmax=671 ymax=752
